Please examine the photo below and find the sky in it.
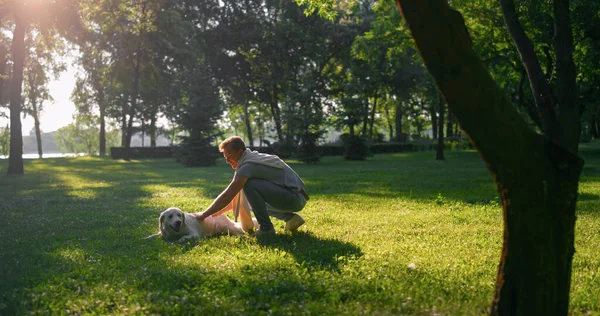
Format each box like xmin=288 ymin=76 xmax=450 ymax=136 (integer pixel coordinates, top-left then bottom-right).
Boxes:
xmin=0 ymin=65 xmax=77 ymax=135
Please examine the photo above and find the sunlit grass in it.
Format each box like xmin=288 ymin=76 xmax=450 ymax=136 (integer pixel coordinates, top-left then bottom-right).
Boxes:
xmin=0 ymin=144 xmax=599 ymax=314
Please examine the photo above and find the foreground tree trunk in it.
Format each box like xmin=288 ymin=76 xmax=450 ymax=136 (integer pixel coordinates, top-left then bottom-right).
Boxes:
xmin=7 ymin=17 xmax=26 ymax=175
xmin=394 ymin=1 xmax=582 ymax=314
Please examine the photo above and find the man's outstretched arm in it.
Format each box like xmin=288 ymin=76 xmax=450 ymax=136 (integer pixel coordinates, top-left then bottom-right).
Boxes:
xmin=196 ymin=174 xmax=248 ymax=220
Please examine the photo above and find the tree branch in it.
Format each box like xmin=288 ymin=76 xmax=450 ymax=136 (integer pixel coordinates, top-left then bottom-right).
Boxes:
xmin=499 ymin=0 xmax=559 ymax=140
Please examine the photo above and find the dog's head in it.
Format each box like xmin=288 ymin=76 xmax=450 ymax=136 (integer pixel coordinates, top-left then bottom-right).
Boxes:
xmin=159 ymin=207 xmax=186 ymax=237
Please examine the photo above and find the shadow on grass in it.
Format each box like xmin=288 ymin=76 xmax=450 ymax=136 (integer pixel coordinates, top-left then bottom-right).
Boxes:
xmin=0 ymin=228 xmax=490 ymax=315
xmin=255 ymin=231 xmax=363 ymax=272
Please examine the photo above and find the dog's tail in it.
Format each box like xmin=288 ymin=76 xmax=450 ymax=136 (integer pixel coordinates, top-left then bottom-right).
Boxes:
xmin=142 ymin=232 xmax=161 ymax=240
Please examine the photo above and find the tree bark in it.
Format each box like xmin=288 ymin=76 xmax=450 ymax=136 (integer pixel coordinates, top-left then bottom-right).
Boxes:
xmin=7 ymin=17 xmax=26 ymax=175
xmin=394 ymin=1 xmax=583 ymax=314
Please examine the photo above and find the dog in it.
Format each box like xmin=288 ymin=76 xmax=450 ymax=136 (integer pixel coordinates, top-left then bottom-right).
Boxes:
xmin=149 ymin=207 xmax=257 ymax=242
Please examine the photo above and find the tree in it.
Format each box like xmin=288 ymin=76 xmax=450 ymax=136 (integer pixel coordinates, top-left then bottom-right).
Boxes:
xmin=6 ymin=4 xmax=27 ymax=174
xmin=72 ymin=36 xmax=111 ymax=156
xmin=393 ymin=0 xmax=582 ymax=314
xmin=54 ymin=114 xmax=119 ymax=155
xmin=305 ymin=0 xmax=584 ymax=313
xmin=22 ymin=32 xmax=64 ymax=159
xmin=4 ymin=0 xmax=80 ymax=174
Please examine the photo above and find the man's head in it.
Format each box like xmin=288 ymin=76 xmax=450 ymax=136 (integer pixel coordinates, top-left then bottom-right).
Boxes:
xmin=219 ymin=136 xmax=246 ymax=169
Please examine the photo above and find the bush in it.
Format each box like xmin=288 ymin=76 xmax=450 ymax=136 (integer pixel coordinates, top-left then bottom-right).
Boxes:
xmin=580 ymin=124 xmax=592 ymax=143
xmin=175 ymin=131 xmax=220 ymax=167
xmin=341 ymin=134 xmax=370 ymax=160
xmin=297 ymin=131 xmax=323 ymax=164
xmin=268 ymin=141 xmax=296 ymax=159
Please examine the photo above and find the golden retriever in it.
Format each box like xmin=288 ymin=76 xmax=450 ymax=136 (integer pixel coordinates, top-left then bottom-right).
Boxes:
xmin=154 ymin=207 xmax=255 ymax=242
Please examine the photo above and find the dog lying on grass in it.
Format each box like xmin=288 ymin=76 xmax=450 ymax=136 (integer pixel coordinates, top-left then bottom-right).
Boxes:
xmin=148 ymin=207 xmax=257 ymax=242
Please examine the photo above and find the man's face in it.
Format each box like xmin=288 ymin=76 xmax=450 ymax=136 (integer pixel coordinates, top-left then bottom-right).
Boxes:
xmin=223 ymin=146 xmax=243 ymax=170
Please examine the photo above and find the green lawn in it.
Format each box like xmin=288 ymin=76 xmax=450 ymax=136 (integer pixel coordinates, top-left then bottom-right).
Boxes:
xmin=1 ymin=144 xmax=599 ymax=315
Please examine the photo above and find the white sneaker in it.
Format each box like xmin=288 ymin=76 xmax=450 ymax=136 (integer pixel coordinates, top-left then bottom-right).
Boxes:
xmin=284 ymin=215 xmax=305 ymax=231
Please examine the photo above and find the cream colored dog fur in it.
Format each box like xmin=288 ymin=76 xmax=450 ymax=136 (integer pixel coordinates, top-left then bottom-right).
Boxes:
xmin=156 ymin=207 xmax=256 ymax=242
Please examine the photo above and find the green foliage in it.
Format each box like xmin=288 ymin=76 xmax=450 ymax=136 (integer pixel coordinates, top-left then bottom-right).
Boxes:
xmin=295 ymin=0 xmax=337 ymax=20
xmin=174 ymin=67 xmax=223 ymax=167
xmin=54 ymin=115 xmax=119 ymax=155
xmin=1 ymin=145 xmax=600 ymax=314
xmin=0 ymin=125 xmax=9 ymax=156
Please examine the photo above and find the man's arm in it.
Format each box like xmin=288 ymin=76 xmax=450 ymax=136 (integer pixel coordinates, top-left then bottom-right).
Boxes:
xmin=196 ymin=174 xmax=248 ymax=221
xmin=210 ymin=200 xmax=234 ymax=217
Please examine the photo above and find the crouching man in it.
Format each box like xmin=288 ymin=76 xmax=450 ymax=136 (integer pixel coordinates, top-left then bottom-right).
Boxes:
xmin=195 ymin=136 xmax=309 ymax=237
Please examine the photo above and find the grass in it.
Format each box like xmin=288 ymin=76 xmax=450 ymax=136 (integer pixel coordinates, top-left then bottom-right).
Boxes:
xmin=0 ymin=143 xmax=599 ymax=315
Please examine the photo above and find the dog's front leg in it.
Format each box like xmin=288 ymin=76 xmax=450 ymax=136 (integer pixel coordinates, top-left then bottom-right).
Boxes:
xmin=177 ymin=235 xmax=194 ymax=243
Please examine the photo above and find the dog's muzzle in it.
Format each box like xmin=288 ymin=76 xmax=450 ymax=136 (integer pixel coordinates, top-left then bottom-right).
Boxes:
xmin=170 ymin=220 xmax=182 ymax=232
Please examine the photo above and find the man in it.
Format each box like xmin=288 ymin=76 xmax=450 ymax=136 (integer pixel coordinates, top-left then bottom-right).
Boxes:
xmin=196 ymin=136 xmax=309 ymax=237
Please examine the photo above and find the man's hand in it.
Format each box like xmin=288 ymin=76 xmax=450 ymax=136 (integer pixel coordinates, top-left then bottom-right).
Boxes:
xmin=195 ymin=212 xmax=207 ymax=221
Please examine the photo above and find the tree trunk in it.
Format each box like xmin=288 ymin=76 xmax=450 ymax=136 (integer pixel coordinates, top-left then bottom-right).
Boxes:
xmin=361 ymin=97 xmax=368 ymax=137
xmin=141 ymin=121 xmax=145 ymax=147
xmin=436 ymin=93 xmax=445 ymax=160
xmin=150 ymin=113 xmax=157 ymax=148
xmin=394 ymin=1 xmax=583 ymax=314
xmin=593 ymin=103 xmax=600 ymax=139
xmin=121 ymin=93 xmax=128 ymax=147
xmin=499 ymin=0 xmax=560 ymax=144
xmin=124 ymin=51 xmax=142 ymax=159
xmin=384 ymin=97 xmax=394 ymax=140
xmin=243 ymin=100 xmax=254 ymax=147
xmin=368 ymin=95 xmax=378 ymax=139
xmin=394 ymin=101 xmax=403 ymax=142
xmin=7 ymin=17 xmax=26 ymax=175
xmin=445 ymin=111 xmax=453 ymax=139
xmin=552 ymin=0 xmax=579 ymax=151
xmin=33 ymin=103 xmax=42 ymax=159
xmin=98 ymin=89 xmax=106 ymax=156
xmin=431 ymin=99 xmax=438 ymax=140
xmin=269 ymin=83 xmax=284 ymax=143
xmin=0 ymin=53 xmax=6 ymax=105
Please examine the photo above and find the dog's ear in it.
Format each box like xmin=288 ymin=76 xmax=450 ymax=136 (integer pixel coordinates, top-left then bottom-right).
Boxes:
xmin=159 ymin=211 xmax=166 ymax=227
xmin=159 ymin=211 xmax=167 ymax=237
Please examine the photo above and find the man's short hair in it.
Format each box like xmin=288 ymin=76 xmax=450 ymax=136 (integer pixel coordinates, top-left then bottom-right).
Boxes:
xmin=219 ymin=136 xmax=246 ymax=153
